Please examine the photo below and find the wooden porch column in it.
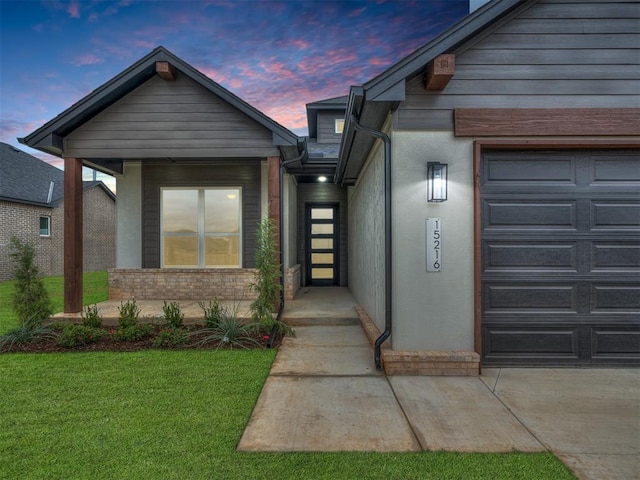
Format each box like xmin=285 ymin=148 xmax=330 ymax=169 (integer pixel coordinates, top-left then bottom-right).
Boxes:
xmin=64 ymin=157 xmax=83 ymax=313
xmin=267 ymin=156 xmax=281 ymax=266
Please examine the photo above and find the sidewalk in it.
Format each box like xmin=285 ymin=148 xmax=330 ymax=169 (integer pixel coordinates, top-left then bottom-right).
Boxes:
xmin=238 ymin=324 xmax=640 ymax=480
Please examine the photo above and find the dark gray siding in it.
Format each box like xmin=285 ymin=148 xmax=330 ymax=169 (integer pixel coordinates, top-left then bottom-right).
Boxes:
xmin=65 ymin=75 xmax=279 ymax=158
xmin=317 ymin=111 xmax=344 ymax=144
xmin=396 ymin=0 xmax=640 ymax=130
xmin=297 ymin=184 xmax=348 ymax=286
xmin=142 ymin=162 xmax=261 ymax=268
xmin=481 ymin=149 xmax=640 ymax=366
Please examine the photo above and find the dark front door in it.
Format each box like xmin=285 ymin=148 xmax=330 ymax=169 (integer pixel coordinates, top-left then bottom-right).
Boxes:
xmin=306 ymin=204 xmax=339 ymax=286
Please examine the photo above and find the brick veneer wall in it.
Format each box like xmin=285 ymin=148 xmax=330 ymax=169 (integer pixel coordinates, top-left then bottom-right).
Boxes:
xmin=108 ymin=269 xmax=259 ymax=300
xmin=83 ymin=187 xmax=116 ymax=272
xmin=284 ymin=264 xmax=300 ymax=300
xmin=356 ymin=305 xmax=480 ymax=376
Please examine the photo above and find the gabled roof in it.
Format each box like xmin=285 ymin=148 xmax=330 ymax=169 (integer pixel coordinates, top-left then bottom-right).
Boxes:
xmin=19 ymin=46 xmax=302 ymax=158
xmin=306 ymin=95 xmax=348 ymax=139
xmin=0 ymin=143 xmax=115 ymax=206
xmin=337 ymin=0 xmax=533 ymax=184
xmin=0 ymin=142 xmax=64 ymax=206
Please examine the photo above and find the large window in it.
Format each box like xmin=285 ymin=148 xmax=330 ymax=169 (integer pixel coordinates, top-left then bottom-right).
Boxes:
xmin=161 ymin=187 xmax=241 ymax=268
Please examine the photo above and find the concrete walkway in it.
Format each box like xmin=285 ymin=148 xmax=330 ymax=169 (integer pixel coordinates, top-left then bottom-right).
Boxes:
xmin=238 ymin=323 xmax=640 ymax=480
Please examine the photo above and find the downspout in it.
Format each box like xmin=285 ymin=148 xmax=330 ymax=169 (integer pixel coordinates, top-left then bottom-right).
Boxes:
xmin=349 ymin=114 xmax=391 ymax=370
xmin=267 ymin=148 xmax=306 ymax=348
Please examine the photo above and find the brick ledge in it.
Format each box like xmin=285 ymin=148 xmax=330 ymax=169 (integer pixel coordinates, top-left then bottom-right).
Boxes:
xmin=356 ymin=305 xmax=479 ymax=376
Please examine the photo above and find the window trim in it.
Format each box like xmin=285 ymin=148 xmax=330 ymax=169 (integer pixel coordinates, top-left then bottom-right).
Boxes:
xmin=39 ymin=215 xmax=51 ymax=237
xmin=334 ymin=118 xmax=345 ymax=134
xmin=160 ymin=186 xmax=242 ymax=268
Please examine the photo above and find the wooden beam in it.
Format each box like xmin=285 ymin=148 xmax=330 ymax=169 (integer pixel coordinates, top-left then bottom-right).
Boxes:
xmin=63 ymin=157 xmax=83 ymax=313
xmin=425 ymin=54 xmax=455 ymax=91
xmin=455 ymin=108 xmax=640 ymax=137
xmin=156 ymin=61 xmax=176 ymax=81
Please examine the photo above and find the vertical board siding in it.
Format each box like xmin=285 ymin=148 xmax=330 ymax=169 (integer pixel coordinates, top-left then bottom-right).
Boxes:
xmin=317 ymin=112 xmax=344 ymax=144
xmin=297 ymin=184 xmax=348 ymax=286
xmin=65 ymin=75 xmax=279 ymax=158
xmin=396 ymin=1 xmax=640 ymax=131
xmin=142 ymin=163 xmax=261 ymax=268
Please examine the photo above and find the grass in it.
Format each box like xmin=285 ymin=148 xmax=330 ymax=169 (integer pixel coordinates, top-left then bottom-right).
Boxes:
xmin=0 ymin=271 xmax=108 ymax=334
xmin=0 ymin=351 xmax=574 ymax=480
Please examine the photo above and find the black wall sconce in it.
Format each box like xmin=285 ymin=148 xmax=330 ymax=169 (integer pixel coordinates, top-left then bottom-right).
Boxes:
xmin=427 ymin=162 xmax=448 ymax=202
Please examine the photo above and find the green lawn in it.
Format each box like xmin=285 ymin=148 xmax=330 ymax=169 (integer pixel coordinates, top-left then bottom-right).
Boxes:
xmin=0 ymin=271 xmax=108 ymax=334
xmin=0 ymin=351 xmax=573 ymax=480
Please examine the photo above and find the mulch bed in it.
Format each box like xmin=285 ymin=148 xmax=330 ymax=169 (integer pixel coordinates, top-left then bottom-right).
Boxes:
xmin=1 ymin=325 xmax=283 ymax=354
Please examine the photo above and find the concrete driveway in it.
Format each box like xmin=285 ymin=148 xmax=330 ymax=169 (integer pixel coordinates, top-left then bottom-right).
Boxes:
xmin=238 ymin=325 xmax=640 ymax=480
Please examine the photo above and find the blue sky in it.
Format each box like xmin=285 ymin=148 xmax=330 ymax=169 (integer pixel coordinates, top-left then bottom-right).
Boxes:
xmin=1 ymin=0 xmax=468 ymax=185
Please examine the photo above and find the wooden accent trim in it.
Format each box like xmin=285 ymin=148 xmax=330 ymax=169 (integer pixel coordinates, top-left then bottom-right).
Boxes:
xmin=425 ymin=54 xmax=455 ymax=91
xmin=267 ymin=156 xmax=281 ymax=264
xmin=455 ymin=108 xmax=640 ymax=137
xmin=156 ymin=61 xmax=176 ymax=81
xmin=472 ymin=139 xmax=639 ymax=365
xmin=63 ymin=157 xmax=83 ymax=313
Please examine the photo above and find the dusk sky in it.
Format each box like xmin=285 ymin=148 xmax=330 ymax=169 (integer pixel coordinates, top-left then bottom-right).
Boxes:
xmin=1 ymin=0 xmax=468 ymax=187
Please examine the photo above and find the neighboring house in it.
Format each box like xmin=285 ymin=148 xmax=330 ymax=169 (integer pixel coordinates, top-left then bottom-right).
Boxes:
xmin=20 ymin=0 xmax=639 ymax=373
xmin=0 ymin=142 xmax=116 ymax=281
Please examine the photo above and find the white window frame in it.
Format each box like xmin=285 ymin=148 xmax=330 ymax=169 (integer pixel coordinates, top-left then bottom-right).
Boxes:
xmin=334 ymin=118 xmax=345 ymax=134
xmin=39 ymin=215 xmax=51 ymax=237
xmin=160 ymin=187 xmax=242 ymax=268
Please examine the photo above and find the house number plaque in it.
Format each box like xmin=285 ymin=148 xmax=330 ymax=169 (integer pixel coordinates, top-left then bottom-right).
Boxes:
xmin=426 ymin=218 xmax=442 ymax=272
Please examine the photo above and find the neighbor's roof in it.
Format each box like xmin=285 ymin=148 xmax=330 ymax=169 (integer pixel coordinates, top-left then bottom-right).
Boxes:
xmin=0 ymin=143 xmax=115 ymax=206
xmin=306 ymin=95 xmax=348 ymax=139
xmin=19 ymin=46 xmax=302 ymax=158
xmin=337 ymin=0 xmax=533 ymax=184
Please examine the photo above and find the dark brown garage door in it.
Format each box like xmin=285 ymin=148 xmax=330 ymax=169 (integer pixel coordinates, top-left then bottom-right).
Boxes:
xmin=481 ymin=150 xmax=640 ymax=366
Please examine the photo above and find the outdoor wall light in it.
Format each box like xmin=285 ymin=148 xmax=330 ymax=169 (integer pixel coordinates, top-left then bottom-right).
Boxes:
xmin=427 ymin=162 xmax=448 ymax=202
xmin=318 ymin=176 xmax=327 ymax=182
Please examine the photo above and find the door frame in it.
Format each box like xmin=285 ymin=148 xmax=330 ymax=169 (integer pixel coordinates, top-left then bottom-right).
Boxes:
xmin=305 ymin=202 xmax=340 ymax=286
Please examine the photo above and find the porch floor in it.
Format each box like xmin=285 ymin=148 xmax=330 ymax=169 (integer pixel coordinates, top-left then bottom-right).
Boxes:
xmin=51 ymin=287 xmax=359 ymax=326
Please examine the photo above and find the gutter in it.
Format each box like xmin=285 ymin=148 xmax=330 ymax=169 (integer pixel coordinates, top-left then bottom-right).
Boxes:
xmin=349 ymin=114 xmax=392 ymax=370
xmin=267 ymin=144 xmax=307 ymax=348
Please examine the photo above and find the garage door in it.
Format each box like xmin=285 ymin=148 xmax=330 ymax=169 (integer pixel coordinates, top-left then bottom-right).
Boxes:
xmin=481 ymin=150 xmax=640 ymax=366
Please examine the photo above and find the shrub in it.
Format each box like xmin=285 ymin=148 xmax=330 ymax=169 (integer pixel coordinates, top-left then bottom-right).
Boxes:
xmin=111 ymin=324 xmax=154 ymax=342
xmin=56 ymin=324 xmax=105 ymax=348
xmin=81 ymin=304 xmax=102 ymax=328
xmin=250 ymin=218 xmax=282 ymax=325
xmin=152 ymin=328 xmax=189 ymax=348
xmin=118 ymin=299 xmax=141 ymax=328
xmin=8 ymin=237 xmax=53 ymax=324
xmin=0 ymin=322 xmax=55 ymax=352
xmin=199 ymin=299 xmax=223 ymax=328
xmin=193 ymin=302 xmax=260 ymax=349
xmin=162 ymin=301 xmax=184 ymax=329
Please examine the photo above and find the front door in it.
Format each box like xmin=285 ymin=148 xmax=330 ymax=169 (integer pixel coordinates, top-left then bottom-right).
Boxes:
xmin=306 ymin=204 xmax=339 ymax=286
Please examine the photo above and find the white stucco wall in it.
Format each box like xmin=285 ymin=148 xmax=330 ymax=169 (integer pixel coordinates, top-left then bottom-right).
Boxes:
xmin=347 ymin=139 xmax=386 ymax=333
xmin=391 ymin=131 xmax=474 ymax=351
xmin=115 ymin=162 xmax=142 ymax=268
xmin=260 ymin=161 xmax=268 ymax=219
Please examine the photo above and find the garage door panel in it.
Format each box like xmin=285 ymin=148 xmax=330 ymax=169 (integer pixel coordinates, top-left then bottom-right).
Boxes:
xmin=591 ymin=155 xmax=640 ymax=184
xmin=592 ymin=328 xmax=640 ymax=357
xmin=484 ymin=283 xmax=579 ymax=313
xmin=484 ymin=155 xmax=577 ymax=185
xmin=590 ymin=200 xmax=640 ymax=231
xmin=483 ymin=200 xmax=577 ymax=230
xmin=484 ymin=242 xmax=578 ymax=272
xmin=483 ymin=326 xmax=580 ymax=358
xmin=591 ymin=284 xmax=640 ymax=312
xmin=591 ymin=242 xmax=640 ymax=271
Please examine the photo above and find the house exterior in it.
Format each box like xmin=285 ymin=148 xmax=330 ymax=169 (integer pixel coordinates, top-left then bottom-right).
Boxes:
xmin=20 ymin=0 xmax=639 ymax=373
xmin=0 ymin=142 xmax=116 ymax=281
xmin=338 ymin=0 xmax=639 ymax=371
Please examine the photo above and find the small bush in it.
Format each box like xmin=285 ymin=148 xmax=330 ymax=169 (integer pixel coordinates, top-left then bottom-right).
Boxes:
xmin=9 ymin=237 xmax=53 ymax=323
xmin=194 ymin=302 xmax=259 ymax=349
xmin=0 ymin=322 xmax=55 ymax=351
xmin=118 ymin=299 xmax=141 ymax=328
xmin=199 ymin=299 xmax=223 ymax=328
xmin=111 ymin=324 xmax=154 ymax=342
xmin=152 ymin=328 xmax=189 ymax=348
xmin=162 ymin=301 xmax=184 ymax=329
xmin=56 ymin=324 xmax=105 ymax=348
xmin=81 ymin=304 xmax=102 ymax=328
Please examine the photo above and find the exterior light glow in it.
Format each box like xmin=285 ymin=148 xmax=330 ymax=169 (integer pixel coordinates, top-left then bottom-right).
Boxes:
xmin=427 ymin=162 xmax=448 ymax=202
xmin=318 ymin=176 xmax=327 ymax=182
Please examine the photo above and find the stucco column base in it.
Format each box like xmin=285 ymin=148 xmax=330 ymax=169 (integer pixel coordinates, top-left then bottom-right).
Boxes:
xmin=356 ymin=305 xmax=480 ymax=376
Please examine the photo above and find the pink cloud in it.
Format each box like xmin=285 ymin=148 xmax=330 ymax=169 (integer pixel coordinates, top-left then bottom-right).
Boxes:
xmin=348 ymin=7 xmax=366 ymax=17
xmin=368 ymin=57 xmax=389 ymax=67
xmin=72 ymin=54 xmax=104 ymax=66
xmin=67 ymin=1 xmax=80 ymax=18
